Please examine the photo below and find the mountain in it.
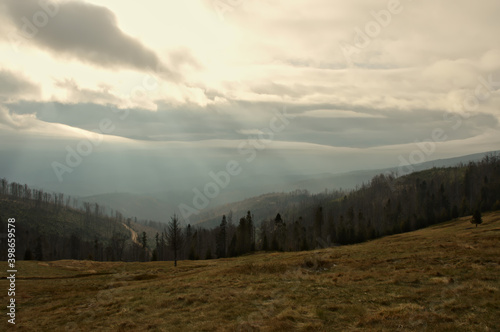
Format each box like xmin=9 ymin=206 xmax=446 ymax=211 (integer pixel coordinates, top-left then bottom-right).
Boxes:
xmin=80 ymin=192 xmax=180 ymax=223
xmin=76 ymin=150 xmax=498 ymax=226
xmin=2 ymin=151 xmax=498 ymax=263
xmin=0 ymin=195 xmax=131 ymax=261
xmin=191 ymin=150 xmax=499 ymax=228
xmin=284 ymin=150 xmax=500 ymax=194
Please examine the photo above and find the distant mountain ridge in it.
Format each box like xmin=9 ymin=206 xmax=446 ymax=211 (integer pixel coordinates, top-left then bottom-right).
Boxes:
xmin=288 ymin=150 xmax=500 ymax=194
xmin=192 ymin=152 xmax=499 ymax=228
xmin=80 ymin=150 xmax=499 ymax=226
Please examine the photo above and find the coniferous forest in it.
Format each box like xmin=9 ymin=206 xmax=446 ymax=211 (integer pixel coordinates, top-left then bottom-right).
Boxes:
xmin=1 ymin=155 xmax=499 ymax=263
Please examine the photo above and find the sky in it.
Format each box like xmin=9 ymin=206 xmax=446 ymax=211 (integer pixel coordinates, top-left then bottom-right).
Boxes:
xmin=0 ymin=0 xmax=499 ymax=200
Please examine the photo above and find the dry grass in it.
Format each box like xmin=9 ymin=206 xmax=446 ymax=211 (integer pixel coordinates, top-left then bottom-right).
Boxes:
xmin=2 ymin=212 xmax=500 ymax=331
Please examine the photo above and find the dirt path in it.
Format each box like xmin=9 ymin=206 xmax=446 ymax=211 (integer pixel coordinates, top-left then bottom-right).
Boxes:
xmin=122 ymin=223 xmax=141 ymax=246
xmin=122 ymin=223 xmax=152 ymax=256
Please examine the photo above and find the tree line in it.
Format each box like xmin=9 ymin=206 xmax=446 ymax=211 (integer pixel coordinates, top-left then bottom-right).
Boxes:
xmin=0 ymin=180 xmax=141 ymax=261
xmin=148 ymin=154 xmax=500 ymax=263
xmin=1 ymin=154 xmax=499 ymax=263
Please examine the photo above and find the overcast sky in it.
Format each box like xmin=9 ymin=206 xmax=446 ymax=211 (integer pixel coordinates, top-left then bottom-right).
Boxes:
xmin=0 ymin=0 xmax=499 ymax=197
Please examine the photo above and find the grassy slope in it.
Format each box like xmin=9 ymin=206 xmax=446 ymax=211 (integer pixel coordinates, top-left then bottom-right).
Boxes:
xmin=2 ymin=211 xmax=499 ymax=331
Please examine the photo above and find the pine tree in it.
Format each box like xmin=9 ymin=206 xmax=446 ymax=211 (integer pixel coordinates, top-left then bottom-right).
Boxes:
xmin=216 ymin=215 xmax=227 ymax=258
xmin=273 ymin=213 xmax=285 ymax=251
xmin=314 ymin=206 xmax=323 ymax=242
xmin=228 ymin=234 xmax=237 ymax=257
xmin=34 ymin=236 xmax=44 ymax=261
xmin=262 ymin=234 xmax=269 ymax=251
xmin=471 ymin=209 xmax=483 ymax=228
xmin=205 ymin=248 xmax=212 ymax=260
xmin=246 ymin=211 xmax=255 ymax=252
xmin=141 ymin=231 xmax=148 ymax=262
xmin=236 ymin=218 xmax=247 ymax=255
xmin=24 ymin=248 xmax=33 ymax=260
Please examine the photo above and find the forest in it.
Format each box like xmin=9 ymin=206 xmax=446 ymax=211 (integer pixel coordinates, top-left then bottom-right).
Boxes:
xmin=1 ymin=154 xmax=499 ymax=263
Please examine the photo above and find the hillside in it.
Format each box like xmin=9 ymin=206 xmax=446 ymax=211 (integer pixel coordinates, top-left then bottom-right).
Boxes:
xmin=81 ymin=192 xmax=172 ymax=222
xmin=192 ymin=151 xmax=500 ymax=229
xmin=2 ymin=211 xmax=499 ymax=331
xmin=192 ymin=191 xmax=312 ymax=229
xmin=0 ymin=195 xmax=132 ymax=261
xmin=2 ymin=154 xmax=498 ymax=264
xmin=280 ymin=150 xmax=500 ymax=195
xmin=77 ymin=151 xmax=499 ymax=225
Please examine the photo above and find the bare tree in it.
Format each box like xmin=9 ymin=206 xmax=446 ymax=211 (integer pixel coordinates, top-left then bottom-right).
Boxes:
xmin=166 ymin=214 xmax=184 ymax=267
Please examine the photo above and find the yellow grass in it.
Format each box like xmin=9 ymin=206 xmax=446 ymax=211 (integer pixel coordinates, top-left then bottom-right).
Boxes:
xmin=2 ymin=211 xmax=500 ymax=331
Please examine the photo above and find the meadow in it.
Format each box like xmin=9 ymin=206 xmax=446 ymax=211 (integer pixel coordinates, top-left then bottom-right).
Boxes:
xmin=2 ymin=211 xmax=499 ymax=331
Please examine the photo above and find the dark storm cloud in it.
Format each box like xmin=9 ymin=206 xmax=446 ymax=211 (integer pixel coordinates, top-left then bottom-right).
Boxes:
xmin=3 ymin=0 xmax=176 ymax=77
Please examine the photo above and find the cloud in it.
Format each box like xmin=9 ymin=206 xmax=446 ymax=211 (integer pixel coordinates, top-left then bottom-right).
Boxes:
xmin=54 ymin=78 xmax=119 ymax=105
xmin=0 ymin=69 xmax=40 ymax=102
xmin=236 ymin=129 xmax=265 ymax=136
xmin=5 ymin=100 xmax=497 ymax=151
xmin=1 ymin=0 xmax=500 ymax=197
xmin=2 ymin=0 xmax=176 ymax=77
xmin=52 ymin=78 xmax=160 ymax=111
xmin=298 ymin=109 xmax=385 ymax=119
xmin=0 ymin=104 xmax=66 ymax=134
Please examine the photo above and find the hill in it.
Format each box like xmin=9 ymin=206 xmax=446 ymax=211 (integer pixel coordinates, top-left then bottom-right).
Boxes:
xmin=77 ymin=151 xmax=499 ymax=225
xmin=2 ymin=211 xmax=499 ymax=331
xmin=0 ymin=193 xmax=139 ymax=262
xmin=193 ymin=153 xmax=500 ymax=240
xmin=2 ymin=154 xmax=498 ymax=263
xmin=192 ymin=150 xmax=499 ymax=228
xmin=191 ymin=190 xmax=311 ymax=229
